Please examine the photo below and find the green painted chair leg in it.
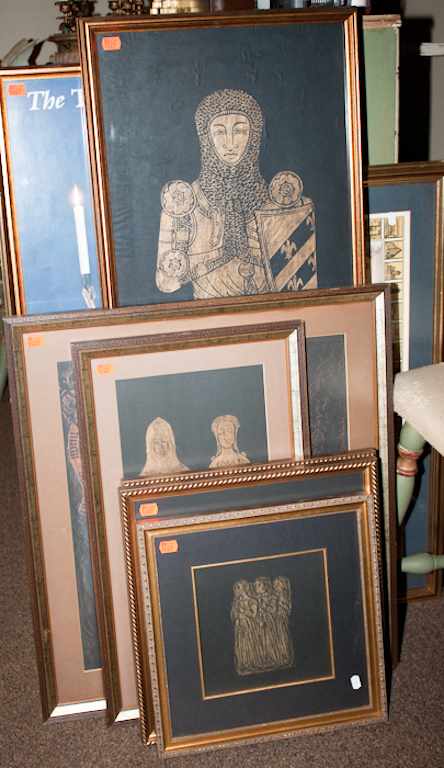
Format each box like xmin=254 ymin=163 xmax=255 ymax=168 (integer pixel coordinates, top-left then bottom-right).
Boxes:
xmin=396 ymin=421 xmax=426 ymax=525
xmin=401 ymin=553 xmax=444 ymax=575
xmin=396 ymin=421 xmax=444 ymax=577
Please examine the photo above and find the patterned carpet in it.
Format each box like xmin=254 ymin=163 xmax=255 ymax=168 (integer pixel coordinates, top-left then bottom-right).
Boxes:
xmin=1 ymin=397 xmax=443 ymax=768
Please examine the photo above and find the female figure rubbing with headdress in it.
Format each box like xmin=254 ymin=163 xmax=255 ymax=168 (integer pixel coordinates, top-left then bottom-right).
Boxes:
xmin=231 ymin=580 xmax=258 ymax=676
xmin=140 ymin=417 xmax=188 ymax=476
xmin=209 ymin=414 xmax=250 ymax=469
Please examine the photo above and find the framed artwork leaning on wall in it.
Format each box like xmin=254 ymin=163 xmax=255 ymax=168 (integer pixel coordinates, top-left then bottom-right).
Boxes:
xmin=365 ymin=162 xmax=444 ymax=600
xmin=4 ymin=286 xmax=395 ymax=722
xmin=78 ymin=8 xmax=365 ymax=307
xmin=0 ymin=66 xmax=105 ymax=315
xmin=119 ymin=454 xmax=387 ymax=754
xmin=69 ymin=286 xmax=394 ymax=722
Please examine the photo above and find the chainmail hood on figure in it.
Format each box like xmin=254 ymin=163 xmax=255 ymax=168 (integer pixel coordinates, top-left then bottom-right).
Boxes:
xmin=195 ymin=89 xmax=269 ymax=267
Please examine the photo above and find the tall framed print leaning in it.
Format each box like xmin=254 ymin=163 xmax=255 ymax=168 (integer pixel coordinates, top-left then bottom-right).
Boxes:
xmin=366 ymin=162 xmax=444 ymax=600
xmin=0 ymin=66 xmax=105 ymax=315
xmin=119 ymin=454 xmax=387 ymax=753
xmin=78 ymin=8 xmax=364 ymax=307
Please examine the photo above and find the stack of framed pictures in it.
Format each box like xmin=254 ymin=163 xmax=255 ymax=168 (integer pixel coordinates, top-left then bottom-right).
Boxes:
xmin=1 ymin=5 xmax=398 ymax=752
xmin=4 ymin=284 xmax=395 ymax=727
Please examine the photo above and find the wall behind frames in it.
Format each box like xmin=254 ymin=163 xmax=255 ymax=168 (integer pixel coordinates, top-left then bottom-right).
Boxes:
xmin=0 ymin=0 xmax=109 ymax=62
xmin=403 ymin=0 xmax=444 ymax=160
xmin=0 ymin=1 xmax=443 ymax=155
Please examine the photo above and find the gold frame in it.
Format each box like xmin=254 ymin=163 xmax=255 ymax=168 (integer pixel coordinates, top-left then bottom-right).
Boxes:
xmin=4 ymin=286 xmax=396 ymax=722
xmin=366 ymin=162 xmax=444 ymax=600
xmin=78 ymin=8 xmax=365 ymax=307
xmin=191 ymin=547 xmax=335 ymax=700
xmin=121 ymin=455 xmax=386 ymax=753
xmin=0 ymin=65 xmax=108 ymax=316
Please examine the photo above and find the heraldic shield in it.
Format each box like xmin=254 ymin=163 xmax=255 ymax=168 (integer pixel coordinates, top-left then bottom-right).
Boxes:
xmin=255 ymin=172 xmax=317 ymax=292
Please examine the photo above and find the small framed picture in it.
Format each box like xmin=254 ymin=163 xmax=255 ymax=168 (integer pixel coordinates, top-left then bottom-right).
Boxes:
xmin=121 ymin=455 xmax=386 ymax=753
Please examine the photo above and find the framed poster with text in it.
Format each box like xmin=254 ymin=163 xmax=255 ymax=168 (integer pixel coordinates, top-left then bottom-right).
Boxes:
xmin=0 ymin=66 xmax=105 ymax=315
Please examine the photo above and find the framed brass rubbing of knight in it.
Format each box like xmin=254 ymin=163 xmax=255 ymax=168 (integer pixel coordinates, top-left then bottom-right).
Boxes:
xmin=365 ymin=162 xmax=444 ymax=600
xmin=4 ymin=285 xmax=395 ymax=723
xmin=78 ymin=8 xmax=364 ymax=307
xmin=120 ymin=454 xmax=387 ymax=754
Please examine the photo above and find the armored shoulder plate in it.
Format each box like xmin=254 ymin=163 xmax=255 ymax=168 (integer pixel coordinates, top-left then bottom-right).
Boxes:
xmin=269 ymin=171 xmax=303 ymax=208
xmin=160 ymin=180 xmax=195 ymax=217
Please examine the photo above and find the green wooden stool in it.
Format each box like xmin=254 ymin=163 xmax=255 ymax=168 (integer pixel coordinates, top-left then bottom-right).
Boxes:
xmin=394 ymin=363 xmax=444 ymax=575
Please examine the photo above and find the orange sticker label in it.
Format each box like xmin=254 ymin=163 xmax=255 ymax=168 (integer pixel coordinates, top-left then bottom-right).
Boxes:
xmin=102 ymin=36 xmax=122 ymax=51
xmin=96 ymin=363 xmax=113 ymax=375
xmin=159 ymin=540 xmax=178 ymax=554
xmin=8 ymin=83 xmax=26 ymax=97
xmin=27 ymin=335 xmax=44 ymax=348
xmin=139 ymin=503 xmax=159 ymax=518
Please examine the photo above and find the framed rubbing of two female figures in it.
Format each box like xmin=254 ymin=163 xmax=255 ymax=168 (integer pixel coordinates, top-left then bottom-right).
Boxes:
xmin=141 ymin=413 xmax=251 ymax=475
xmin=78 ymin=8 xmax=364 ymax=307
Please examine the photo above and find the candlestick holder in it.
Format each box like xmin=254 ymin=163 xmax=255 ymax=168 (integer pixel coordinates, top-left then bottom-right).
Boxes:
xmin=49 ymin=1 xmax=97 ymax=65
xmin=81 ymin=275 xmax=97 ymax=309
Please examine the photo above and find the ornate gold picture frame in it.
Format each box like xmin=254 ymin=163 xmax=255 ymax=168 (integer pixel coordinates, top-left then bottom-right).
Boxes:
xmin=120 ymin=454 xmax=386 ymax=753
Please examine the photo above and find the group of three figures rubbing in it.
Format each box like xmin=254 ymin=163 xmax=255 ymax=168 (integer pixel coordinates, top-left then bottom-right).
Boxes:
xmin=156 ymin=89 xmax=317 ymax=299
xmin=231 ymin=576 xmax=294 ymax=676
xmin=141 ymin=414 xmax=250 ymax=476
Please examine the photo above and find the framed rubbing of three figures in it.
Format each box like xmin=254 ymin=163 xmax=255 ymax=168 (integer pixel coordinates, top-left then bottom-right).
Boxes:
xmin=120 ymin=454 xmax=387 ymax=754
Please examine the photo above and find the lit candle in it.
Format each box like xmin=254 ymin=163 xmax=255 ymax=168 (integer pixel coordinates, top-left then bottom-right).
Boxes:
xmin=70 ymin=185 xmax=90 ymax=276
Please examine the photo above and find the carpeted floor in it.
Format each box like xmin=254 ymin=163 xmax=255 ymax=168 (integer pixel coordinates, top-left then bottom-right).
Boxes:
xmin=1 ymin=396 xmax=443 ymax=768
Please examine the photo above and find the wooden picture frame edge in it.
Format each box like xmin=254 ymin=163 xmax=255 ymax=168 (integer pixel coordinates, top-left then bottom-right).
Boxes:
xmin=366 ymin=161 xmax=444 ymax=600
